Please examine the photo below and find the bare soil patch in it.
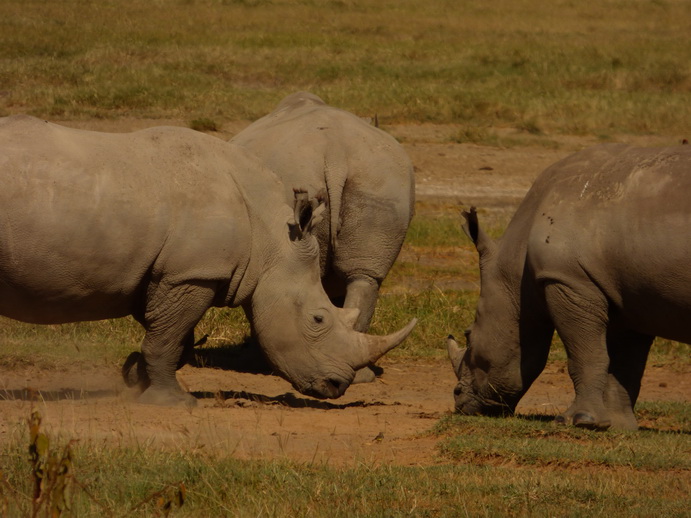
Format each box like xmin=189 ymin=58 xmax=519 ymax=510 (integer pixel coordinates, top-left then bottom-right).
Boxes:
xmin=1 ymin=359 xmax=687 ymax=467
xmin=0 ymin=120 xmax=686 ymax=466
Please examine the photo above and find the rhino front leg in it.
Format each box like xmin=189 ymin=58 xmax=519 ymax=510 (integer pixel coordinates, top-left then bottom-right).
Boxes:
xmin=603 ymin=328 xmax=653 ymax=430
xmin=344 ymin=275 xmax=382 ymax=384
xmin=137 ymin=281 xmax=217 ymax=407
xmin=544 ymin=281 xmax=612 ymax=429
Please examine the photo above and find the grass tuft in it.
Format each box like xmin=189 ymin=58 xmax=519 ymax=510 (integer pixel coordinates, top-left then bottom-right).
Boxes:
xmin=435 ymin=409 xmax=691 ymax=470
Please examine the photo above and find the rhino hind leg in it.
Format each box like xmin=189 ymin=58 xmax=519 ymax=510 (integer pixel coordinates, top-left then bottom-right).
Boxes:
xmin=136 ymin=281 xmax=218 ymax=407
xmin=603 ymin=329 xmax=653 ymax=430
xmin=544 ymin=282 xmax=612 ymax=429
xmin=121 ymin=329 xmax=205 ymax=389
xmin=558 ymin=328 xmax=653 ymax=430
xmin=122 ymin=351 xmax=149 ymax=389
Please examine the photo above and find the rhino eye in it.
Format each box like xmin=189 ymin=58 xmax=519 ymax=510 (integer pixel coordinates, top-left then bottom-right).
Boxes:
xmin=313 ymin=314 xmax=324 ymax=324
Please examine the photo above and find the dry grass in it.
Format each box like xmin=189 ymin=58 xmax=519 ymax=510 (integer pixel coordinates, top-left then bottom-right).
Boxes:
xmin=1 ymin=0 xmax=689 ymax=138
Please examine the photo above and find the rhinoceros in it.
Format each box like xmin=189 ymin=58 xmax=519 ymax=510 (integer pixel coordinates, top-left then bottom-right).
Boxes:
xmin=231 ymin=92 xmax=415 ymax=338
xmin=448 ymin=144 xmax=691 ymax=430
xmin=0 ymin=115 xmax=416 ymax=406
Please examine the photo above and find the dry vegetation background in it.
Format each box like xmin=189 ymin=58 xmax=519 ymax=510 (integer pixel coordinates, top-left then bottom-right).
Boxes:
xmin=0 ymin=0 xmax=690 ymax=516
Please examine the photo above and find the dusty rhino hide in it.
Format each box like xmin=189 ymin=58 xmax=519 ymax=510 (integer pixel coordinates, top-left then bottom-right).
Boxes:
xmin=0 ymin=115 xmax=416 ymax=406
xmin=448 ymin=143 xmax=691 ymax=430
xmin=231 ymin=92 xmax=415 ymax=382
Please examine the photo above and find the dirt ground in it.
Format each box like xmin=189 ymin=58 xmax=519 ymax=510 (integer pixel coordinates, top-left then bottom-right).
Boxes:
xmin=0 ymin=120 xmax=688 ymax=466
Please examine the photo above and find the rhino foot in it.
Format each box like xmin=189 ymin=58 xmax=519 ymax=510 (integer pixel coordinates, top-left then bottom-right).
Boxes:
xmin=573 ymin=412 xmax=611 ymax=430
xmin=353 ymin=368 xmax=375 ymax=384
xmin=138 ymin=386 xmax=197 ymax=407
xmin=554 ymin=414 xmax=568 ymax=426
xmin=555 ymin=412 xmax=611 ymax=430
xmin=607 ymin=412 xmax=639 ymax=431
xmin=352 ymin=364 xmax=384 ymax=384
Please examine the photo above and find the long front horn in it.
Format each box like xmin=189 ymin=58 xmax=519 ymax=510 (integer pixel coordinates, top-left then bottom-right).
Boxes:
xmin=351 ymin=318 xmax=417 ymax=370
xmin=447 ymin=334 xmax=466 ymax=378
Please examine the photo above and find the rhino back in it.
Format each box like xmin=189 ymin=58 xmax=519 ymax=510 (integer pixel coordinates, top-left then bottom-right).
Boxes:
xmin=524 ymin=144 xmax=691 ymax=341
xmin=233 ymin=97 xmax=414 ymax=279
xmin=0 ymin=116 xmax=252 ymax=323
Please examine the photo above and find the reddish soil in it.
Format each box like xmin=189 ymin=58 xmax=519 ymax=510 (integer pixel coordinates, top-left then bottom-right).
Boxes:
xmin=0 ymin=120 xmax=687 ymax=466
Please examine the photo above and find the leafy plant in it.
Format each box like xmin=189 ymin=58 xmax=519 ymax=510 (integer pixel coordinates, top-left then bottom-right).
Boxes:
xmin=28 ymin=411 xmax=75 ymax=517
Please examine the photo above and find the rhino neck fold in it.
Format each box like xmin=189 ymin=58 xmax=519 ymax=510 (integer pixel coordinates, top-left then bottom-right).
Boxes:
xmin=219 ymin=256 xmax=256 ymax=308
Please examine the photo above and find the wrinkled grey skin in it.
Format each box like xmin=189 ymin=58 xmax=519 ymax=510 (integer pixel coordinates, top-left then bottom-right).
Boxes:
xmin=449 ymin=144 xmax=691 ymax=430
xmin=0 ymin=115 xmax=416 ymax=406
xmin=231 ymin=92 xmax=415 ymax=336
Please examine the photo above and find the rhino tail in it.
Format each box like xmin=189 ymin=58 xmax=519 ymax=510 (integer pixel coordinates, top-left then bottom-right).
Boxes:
xmin=323 ymin=149 xmax=348 ymax=250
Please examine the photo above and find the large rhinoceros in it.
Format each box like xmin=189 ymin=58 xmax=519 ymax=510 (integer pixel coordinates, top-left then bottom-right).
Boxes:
xmin=0 ymin=115 xmax=416 ymax=406
xmin=231 ymin=92 xmax=415 ymax=337
xmin=448 ymin=144 xmax=691 ymax=430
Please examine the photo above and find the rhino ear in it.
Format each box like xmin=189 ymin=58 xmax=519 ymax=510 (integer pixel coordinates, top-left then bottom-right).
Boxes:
xmin=461 ymin=207 xmax=496 ymax=260
xmin=447 ymin=335 xmax=466 ymax=379
xmin=290 ymin=188 xmax=326 ymax=240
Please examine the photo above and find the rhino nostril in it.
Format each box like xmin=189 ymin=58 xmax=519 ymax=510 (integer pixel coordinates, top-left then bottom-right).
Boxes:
xmin=325 ymin=378 xmax=348 ymax=398
xmin=304 ymin=377 xmax=349 ymax=399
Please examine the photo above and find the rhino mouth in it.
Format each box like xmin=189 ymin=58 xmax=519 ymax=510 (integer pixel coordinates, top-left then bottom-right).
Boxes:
xmin=454 ymin=386 xmax=515 ymax=417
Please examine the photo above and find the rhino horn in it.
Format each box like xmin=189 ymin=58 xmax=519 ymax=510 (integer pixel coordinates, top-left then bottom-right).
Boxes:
xmin=341 ymin=307 xmax=360 ymax=329
xmin=352 ymin=318 xmax=417 ymax=369
xmin=447 ymin=334 xmax=465 ymax=378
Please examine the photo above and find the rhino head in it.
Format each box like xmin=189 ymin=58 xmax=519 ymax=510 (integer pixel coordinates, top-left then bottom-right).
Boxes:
xmin=248 ymin=190 xmax=416 ymax=399
xmin=448 ymin=208 xmax=552 ymax=415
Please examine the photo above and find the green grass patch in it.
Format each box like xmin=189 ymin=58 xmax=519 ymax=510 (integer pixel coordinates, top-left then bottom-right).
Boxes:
xmin=1 ymin=409 xmax=689 ymax=517
xmin=0 ymin=317 xmax=141 ymax=369
xmin=0 ymin=307 xmax=250 ymax=371
xmin=370 ymin=289 xmax=477 ymax=359
xmin=405 ymin=213 xmax=465 ymax=249
xmin=435 ymin=409 xmax=691 ymax=470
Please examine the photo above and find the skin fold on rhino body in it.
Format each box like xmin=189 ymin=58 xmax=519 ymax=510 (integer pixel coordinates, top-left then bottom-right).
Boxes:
xmin=0 ymin=115 xmax=416 ymax=406
xmin=231 ymin=92 xmax=415 ymax=382
xmin=448 ymin=144 xmax=691 ymax=430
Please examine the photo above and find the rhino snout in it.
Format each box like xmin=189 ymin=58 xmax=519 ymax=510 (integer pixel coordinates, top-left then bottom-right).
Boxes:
xmin=453 ymin=385 xmax=483 ymax=415
xmin=304 ymin=377 xmax=351 ymax=399
xmin=454 ymin=384 xmax=514 ymax=417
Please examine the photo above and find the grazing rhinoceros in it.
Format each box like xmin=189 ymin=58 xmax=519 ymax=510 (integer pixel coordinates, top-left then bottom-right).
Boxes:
xmin=448 ymin=144 xmax=691 ymax=430
xmin=232 ymin=92 xmax=415 ymax=382
xmin=231 ymin=92 xmax=415 ymax=337
xmin=0 ymin=115 xmax=416 ymax=406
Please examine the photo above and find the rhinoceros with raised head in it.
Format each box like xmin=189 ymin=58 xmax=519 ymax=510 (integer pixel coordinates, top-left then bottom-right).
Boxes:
xmin=448 ymin=144 xmax=691 ymax=430
xmin=0 ymin=115 xmax=416 ymax=406
xmin=231 ymin=92 xmax=415 ymax=338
